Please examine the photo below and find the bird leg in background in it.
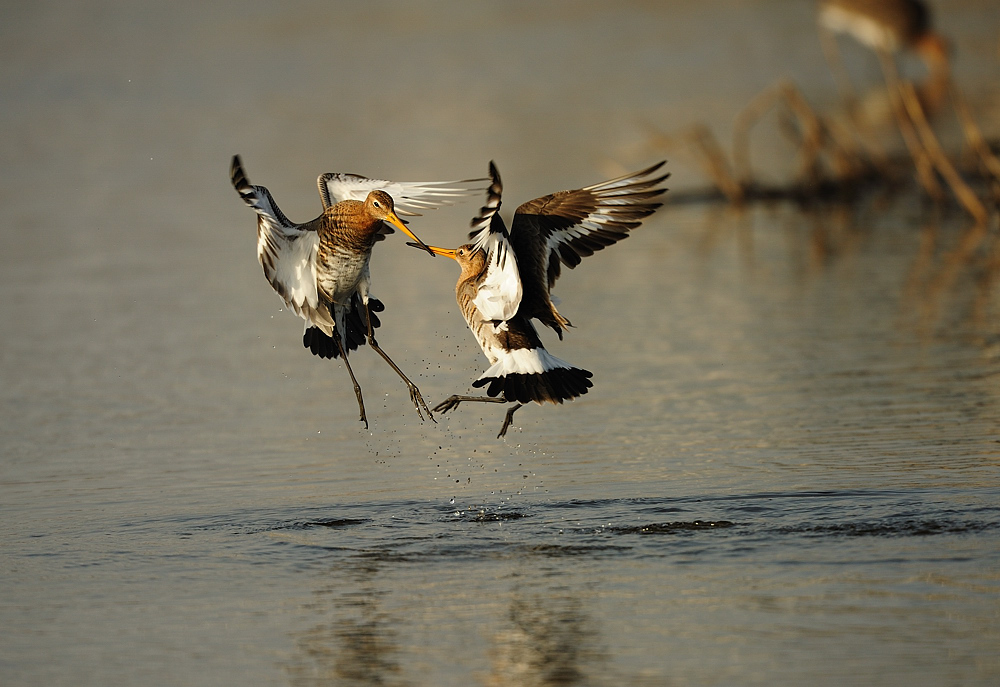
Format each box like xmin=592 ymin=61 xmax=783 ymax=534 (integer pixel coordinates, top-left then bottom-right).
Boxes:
xmin=819 ymin=23 xmax=858 ymax=112
xmin=332 ymin=324 xmax=369 ymax=429
xmin=432 ymin=394 xmax=520 ymax=438
xmin=362 ymin=302 xmax=435 ymax=422
xmin=781 ymin=84 xmax=831 ymax=185
xmin=877 ymin=49 xmax=945 ymax=201
xmin=898 ymin=80 xmax=988 ymax=225
xmin=950 ymin=82 xmax=1000 ymax=194
xmin=818 ymin=26 xmax=892 ymax=173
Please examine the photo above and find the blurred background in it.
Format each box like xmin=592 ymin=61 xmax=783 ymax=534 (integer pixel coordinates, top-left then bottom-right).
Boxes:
xmin=3 ymin=1 xmax=1000 ymax=685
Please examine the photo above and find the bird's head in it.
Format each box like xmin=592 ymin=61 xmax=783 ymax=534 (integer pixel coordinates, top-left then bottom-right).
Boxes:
xmin=364 ymin=190 xmax=433 ymax=254
xmin=409 ymin=242 xmax=486 ymax=276
xmin=915 ymin=32 xmax=952 ymax=69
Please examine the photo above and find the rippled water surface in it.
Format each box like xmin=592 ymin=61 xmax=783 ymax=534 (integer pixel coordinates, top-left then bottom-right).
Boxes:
xmin=3 ymin=1 xmax=1000 ymax=685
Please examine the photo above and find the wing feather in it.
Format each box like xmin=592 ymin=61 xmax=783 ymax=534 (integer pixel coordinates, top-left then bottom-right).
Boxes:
xmin=466 ymin=162 xmax=522 ymax=322
xmin=511 ymin=161 xmax=669 ymax=291
xmin=230 ymin=155 xmax=325 ymax=328
xmin=318 ymin=172 xmax=489 ymax=216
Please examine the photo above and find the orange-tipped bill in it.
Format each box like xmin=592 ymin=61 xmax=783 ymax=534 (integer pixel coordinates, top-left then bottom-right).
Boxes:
xmin=407 ymin=242 xmax=456 ymax=259
xmin=386 ymin=213 xmax=435 ymax=256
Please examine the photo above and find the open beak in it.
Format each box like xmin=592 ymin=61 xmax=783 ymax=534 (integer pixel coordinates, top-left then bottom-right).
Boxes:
xmin=385 ymin=213 xmax=435 ymax=256
xmin=406 ymin=243 xmax=457 ymax=260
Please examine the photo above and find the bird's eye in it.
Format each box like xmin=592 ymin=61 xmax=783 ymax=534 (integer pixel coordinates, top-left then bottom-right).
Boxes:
xmin=373 ymin=200 xmax=381 ymax=208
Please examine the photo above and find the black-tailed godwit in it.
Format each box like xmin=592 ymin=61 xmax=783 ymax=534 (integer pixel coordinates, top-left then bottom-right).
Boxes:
xmin=414 ymin=161 xmax=668 ymax=437
xmin=230 ymin=155 xmax=486 ymax=428
xmin=819 ymin=0 xmax=950 ymax=114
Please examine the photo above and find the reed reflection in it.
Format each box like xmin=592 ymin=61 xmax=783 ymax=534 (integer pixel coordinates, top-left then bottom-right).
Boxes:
xmin=900 ymin=212 xmax=1000 ymax=342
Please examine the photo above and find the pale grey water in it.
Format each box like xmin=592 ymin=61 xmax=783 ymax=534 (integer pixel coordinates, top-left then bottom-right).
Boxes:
xmin=3 ymin=1 xmax=1000 ymax=685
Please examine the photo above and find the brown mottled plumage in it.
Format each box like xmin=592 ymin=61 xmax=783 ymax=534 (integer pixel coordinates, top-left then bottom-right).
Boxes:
xmin=231 ymin=155 xmax=466 ymax=428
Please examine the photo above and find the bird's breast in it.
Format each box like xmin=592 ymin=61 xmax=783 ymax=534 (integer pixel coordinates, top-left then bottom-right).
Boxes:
xmin=316 ymin=245 xmax=370 ymax=304
xmin=457 ymin=282 xmax=505 ymax=364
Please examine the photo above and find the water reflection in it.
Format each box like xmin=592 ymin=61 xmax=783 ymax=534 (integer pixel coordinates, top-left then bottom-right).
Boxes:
xmin=483 ymin=589 xmax=606 ymax=687
xmin=284 ymin=543 xmax=613 ymax=685
xmin=683 ymin=194 xmax=1000 ymax=349
xmin=899 ymin=213 xmax=1000 ymax=341
xmin=286 ymin=559 xmax=409 ymax=687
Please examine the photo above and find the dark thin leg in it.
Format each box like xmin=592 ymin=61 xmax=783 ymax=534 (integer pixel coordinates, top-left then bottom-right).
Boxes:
xmin=497 ymin=402 xmax=524 ymax=439
xmin=432 ymin=394 xmax=523 ymax=438
xmin=363 ymin=301 xmax=434 ymax=422
xmin=332 ymin=325 xmax=367 ymax=429
xmin=433 ymin=394 xmax=509 ymax=414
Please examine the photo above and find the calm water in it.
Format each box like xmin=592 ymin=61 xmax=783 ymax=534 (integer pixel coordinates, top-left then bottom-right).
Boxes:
xmin=3 ymin=1 xmax=1000 ymax=685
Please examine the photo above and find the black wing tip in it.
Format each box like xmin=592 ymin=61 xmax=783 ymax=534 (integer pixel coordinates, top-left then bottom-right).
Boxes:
xmin=637 ymin=163 xmax=670 ymax=196
xmin=458 ymin=175 xmax=494 ymax=185
xmin=632 ymin=160 xmax=668 ymax=180
xmin=230 ymin=154 xmax=250 ymax=190
xmin=468 ymin=161 xmax=505 ymax=232
xmin=486 ymin=161 xmax=503 ymax=200
xmin=644 ymin=160 xmax=668 ymax=176
xmin=590 ymin=160 xmax=670 ymax=192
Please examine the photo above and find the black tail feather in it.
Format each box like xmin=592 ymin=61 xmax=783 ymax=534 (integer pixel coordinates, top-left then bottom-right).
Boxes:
xmin=302 ymin=295 xmax=384 ymax=360
xmin=473 ymin=366 xmax=593 ymax=405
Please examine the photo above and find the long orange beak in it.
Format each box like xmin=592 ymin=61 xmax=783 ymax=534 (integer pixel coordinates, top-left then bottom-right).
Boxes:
xmin=405 ymin=242 xmax=457 ymax=260
xmin=385 ymin=212 xmax=435 ymax=256
xmin=424 ymin=245 xmax=458 ymax=260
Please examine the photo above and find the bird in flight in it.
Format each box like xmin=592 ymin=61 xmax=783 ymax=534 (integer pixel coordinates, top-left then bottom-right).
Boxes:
xmin=413 ymin=160 xmax=668 ymax=437
xmin=230 ymin=155 xmax=487 ymax=428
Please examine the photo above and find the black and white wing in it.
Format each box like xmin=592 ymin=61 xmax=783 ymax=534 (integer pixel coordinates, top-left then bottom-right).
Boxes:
xmin=318 ymin=171 xmax=489 ymax=216
xmin=511 ymin=161 xmax=669 ymax=293
xmin=466 ymin=162 xmax=522 ymax=323
xmin=230 ymin=155 xmax=325 ymax=327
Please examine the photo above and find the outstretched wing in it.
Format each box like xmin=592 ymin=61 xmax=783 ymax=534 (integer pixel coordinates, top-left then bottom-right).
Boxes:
xmin=230 ymin=155 xmax=324 ymax=327
xmin=511 ymin=161 xmax=668 ymax=293
xmin=318 ymin=172 xmax=489 ymax=216
xmin=466 ymin=161 xmax=522 ymax=323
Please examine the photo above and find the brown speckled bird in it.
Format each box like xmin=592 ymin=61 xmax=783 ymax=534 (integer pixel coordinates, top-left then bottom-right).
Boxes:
xmin=820 ymin=0 xmax=945 ymax=54
xmin=819 ymin=0 xmax=951 ymax=113
xmin=415 ymin=160 xmax=668 ymax=438
xmin=230 ymin=155 xmax=486 ymax=428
